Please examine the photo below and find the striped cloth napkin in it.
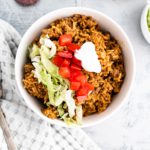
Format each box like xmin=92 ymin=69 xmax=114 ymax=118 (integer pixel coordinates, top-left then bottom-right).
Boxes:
xmin=0 ymin=19 xmax=100 ymax=150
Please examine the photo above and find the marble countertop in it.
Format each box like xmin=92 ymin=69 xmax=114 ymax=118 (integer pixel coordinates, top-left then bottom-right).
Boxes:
xmin=0 ymin=0 xmax=150 ymax=149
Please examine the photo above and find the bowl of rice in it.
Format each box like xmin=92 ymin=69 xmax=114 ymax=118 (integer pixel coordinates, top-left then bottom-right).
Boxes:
xmin=15 ymin=7 xmax=135 ymax=127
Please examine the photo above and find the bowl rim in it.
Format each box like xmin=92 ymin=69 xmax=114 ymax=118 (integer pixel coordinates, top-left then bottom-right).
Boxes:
xmin=141 ymin=4 xmax=150 ymax=44
xmin=15 ymin=7 xmax=136 ymax=128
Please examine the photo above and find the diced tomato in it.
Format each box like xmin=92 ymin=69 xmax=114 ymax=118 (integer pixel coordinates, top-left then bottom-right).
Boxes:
xmin=76 ymin=87 xmax=88 ymax=96
xmin=70 ymin=82 xmax=80 ymax=91
xmin=52 ymin=55 xmax=64 ymax=67
xmin=76 ymin=82 xmax=94 ymax=96
xmin=59 ymin=67 xmax=70 ymax=78
xmin=84 ymin=82 xmax=94 ymax=91
xmin=71 ymin=64 xmax=81 ymax=71
xmin=59 ymin=34 xmax=72 ymax=46
xmin=61 ymin=59 xmax=70 ymax=67
xmin=57 ymin=51 xmax=72 ymax=58
xmin=74 ymin=74 xmax=87 ymax=86
xmin=71 ymin=70 xmax=82 ymax=76
xmin=72 ymin=56 xmax=81 ymax=67
xmin=69 ymin=70 xmax=82 ymax=82
xmin=67 ymin=43 xmax=80 ymax=52
xmin=69 ymin=76 xmax=74 ymax=82
xmin=76 ymin=95 xmax=87 ymax=103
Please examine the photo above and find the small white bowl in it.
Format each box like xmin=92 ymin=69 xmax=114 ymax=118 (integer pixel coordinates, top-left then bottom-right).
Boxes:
xmin=15 ymin=7 xmax=136 ymax=128
xmin=141 ymin=4 xmax=150 ymax=43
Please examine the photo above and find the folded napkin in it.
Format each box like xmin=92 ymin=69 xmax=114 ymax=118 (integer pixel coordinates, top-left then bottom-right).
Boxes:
xmin=0 ymin=19 xmax=100 ymax=150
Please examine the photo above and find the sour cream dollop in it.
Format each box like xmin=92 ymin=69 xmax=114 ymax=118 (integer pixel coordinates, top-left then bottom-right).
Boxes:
xmin=74 ymin=42 xmax=101 ymax=73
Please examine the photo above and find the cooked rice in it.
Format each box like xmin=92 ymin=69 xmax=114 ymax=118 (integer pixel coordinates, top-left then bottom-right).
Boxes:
xmin=23 ymin=14 xmax=125 ymax=118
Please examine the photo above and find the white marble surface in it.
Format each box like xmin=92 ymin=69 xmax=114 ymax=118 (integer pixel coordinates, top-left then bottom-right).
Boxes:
xmin=0 ymin=0 xmax=150 ymax=149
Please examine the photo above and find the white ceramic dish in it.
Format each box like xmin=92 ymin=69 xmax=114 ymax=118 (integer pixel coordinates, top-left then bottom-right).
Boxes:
xmin=141 ymin=4 xmax=150 ymax=44
xmin=15 ymin=7 xmax=135 ymax=128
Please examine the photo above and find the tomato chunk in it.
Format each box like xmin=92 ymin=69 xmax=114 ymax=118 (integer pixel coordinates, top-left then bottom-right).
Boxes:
xmin=59 ymin=67 xmax=70 ymax=78
xmin=52 ymin=55 xmax=64 ymax=67
xmin=76 ymin=87 xmax=88 ymax=96
xmin=84 ymin=82 xmax=94 ymax=91
xmin=77 ymin=82 xmax=94 ymax=96
xmin=74 ymin=74 xmax=87 ymax=86
xmin=72 ymin=56 xmax=81 ymax=66
xmin=70 ymin=82 xmax=80 ymax=91
xmin=71 ymin=64 xmax=81 ymax=71
xmin=69 ymin=70 xmax=82 ymax=82
xmin=76 ymin=82 xmax=94 ymax=96
xmin=67 ymin=43 xmax=80 ymax=52
xmin=57 ymin=51 xmax=72 ymax=58
xmin=59 ymin=34 xmax=72 ymax=46
xmin=76 ymin=96 xmax=87 ymax=103
xmin=61 ymin=59 xmax=70 ymax=67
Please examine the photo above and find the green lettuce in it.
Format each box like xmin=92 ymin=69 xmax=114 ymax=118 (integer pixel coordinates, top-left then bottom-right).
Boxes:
xmin=65 ymin=90 xmax=76 ymax=118
xmin=29 ymin=44 xmax=40 ymax=59
xmin=76 ymin=105 xmax=83 ymax=125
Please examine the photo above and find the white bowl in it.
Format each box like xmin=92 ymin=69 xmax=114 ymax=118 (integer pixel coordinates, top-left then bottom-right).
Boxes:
xmin=141 ymin=4 xmax=150 ymax=44
xmin=15 ymin=7 xmax=136 ymax=128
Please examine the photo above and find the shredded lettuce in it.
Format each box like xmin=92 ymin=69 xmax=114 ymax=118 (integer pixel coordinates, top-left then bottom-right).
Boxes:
xmin=29 ymin=44 xmax=40 ymax=59
xmin=76 ymin=105 xmax=83 ymax=125
xmin=40 ymin=37 xmax=56 ymax=58
xmin=32 ymin=62 xmax=44 ymax=83
xmin=54 ymin=85 xmax=67 ymax=106
xmin=31 ymin=56 xmax=40 ymax=63
xmin=40 ymin=70 xmax=55 ymax=105
xmin=61 ymin=113 xmax=76 ymax=125
xmin=41 ymin=45 xmax=52 ymax=58
xmin=40 ymin=50 xmax=58 ymax=75
xmin=57 ymin=105 xmax=65 ymax=117
xmin=65 ymin=90 xmax=76 ymax=118
xmin=32 ymin=62 xmax=55 ymax=105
